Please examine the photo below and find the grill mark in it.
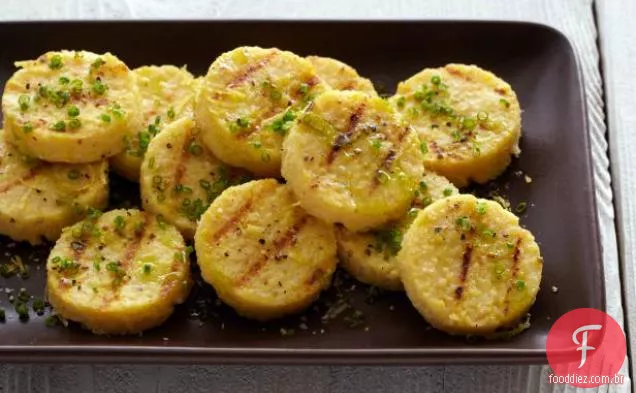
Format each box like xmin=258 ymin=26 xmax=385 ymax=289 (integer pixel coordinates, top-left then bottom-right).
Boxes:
xmin=120 ymin=214 xmax=150 ymax=271
xmin=371 ymin=126 xmax=409 ymax=188
xmin=341 ymin=81 xmax=356 ymax=91
xmin=208 ymin=199 xmax=253 ymax=244
xmin=446 ymin=66 xmax=471 ymax=81
xmin=454 ymin=243 xmax=473 ymax=300
xmin=494 ymin=87 xmax=508 ymax=95
xmin=173 ymin=133 xmax=191 ymax=186
xmin=227 ymin=51 xmax=278 ymax=88
xmin=102 ymin=214 xmax=151 ymax=306
xmin=305 ymin=267 xmax=325 ymax=286
xmin=430 ymin=141 xmax=445 ymax=159
xmin=0 ymin=166 xmax=39 ymax=193
xmin=236 ymin=216 xmax=309 ymax=287
xmin=305 ymin=76 xmax=320 ymax=88
xmin=326 ymin=104 xmax=366 ymax=164
xmin=503 ymin=238 xmax=523 ymax=314
xmin=396 ymin=126 xmax=410 ymax=143
xmin=163 ymin=249 xmax=187 ymax=296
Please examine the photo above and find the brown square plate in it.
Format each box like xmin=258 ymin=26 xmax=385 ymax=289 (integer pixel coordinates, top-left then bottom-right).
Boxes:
xmin=0 ymin=20 xmax=603 ymax=364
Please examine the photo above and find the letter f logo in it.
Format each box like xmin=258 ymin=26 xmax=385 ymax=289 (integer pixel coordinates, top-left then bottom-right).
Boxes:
xmin=572 ymin=324 xmax=602 ymax=368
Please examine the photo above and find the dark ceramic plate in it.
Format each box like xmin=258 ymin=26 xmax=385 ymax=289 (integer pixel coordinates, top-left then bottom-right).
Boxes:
xmin=0 ymin=20 xmax=603 ymax=364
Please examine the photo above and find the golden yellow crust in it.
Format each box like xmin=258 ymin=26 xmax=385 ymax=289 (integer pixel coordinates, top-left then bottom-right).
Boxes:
xmin=111 ymin=65 xmax=197 ymax=181
xmin=194 ymin=179 xmax=337 ymax=321
xmin=282 ymin=90 xmax=424 ymax=231
xmin=0 ymin=129 xmax=108 ymax=244
xmin=336 ymin=172 xmax=457 ymax=290
xmin=391 ymin=64 xmax=521 ymax=187
xmin=306 ymin=56 xmax=376 ymax=95
xmin=140 ymin=117 xmax=250 ymax=239
xmin=2 ymin=50 xmax=139 ymax=163
xmin=46 ymin=209 xmax=192 ymax=335
xmin=195 ymin=46 xmax=327 ymax=176
xmin=398 ymin=194 xmax=542 ymax=335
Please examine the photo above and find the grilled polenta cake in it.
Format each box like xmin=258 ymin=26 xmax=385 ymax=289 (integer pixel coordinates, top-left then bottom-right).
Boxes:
xmin=336 ymin=172 xmax=457 ymax=290
xmin=195 ymin=46 xmax=327 ymax=176
xmin=111 ymin=65 xmax=197 ymax=181
xmin=2 ymin=50 xmax=139 ymax=163
xmin=47 ymin=209 xmax=192 ymax=335
xmin=194 ymin=179 xmax=337 ymax=321
xmin=391 ymin=64 xmax=521 ymax=187
xmin=140 ymin=117 xmax=250 ymax=238
xmin=398 ymin=194 xmax=542 ymax=335
xmin=306 ymin=56 xmax=376 ymax=95
xmin=0 ymin=129 xmax=108 ymax=244
xmin=282 ymin=90 xmax=424 ymax=232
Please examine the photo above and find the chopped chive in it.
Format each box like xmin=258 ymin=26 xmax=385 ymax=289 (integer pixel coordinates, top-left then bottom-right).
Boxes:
xmin=67 ymin=105 xmax=80 ymax=117
xmin=58 ymin=76 xmax=70 ymax=85
xmin=515 ymin=280 xmax=526 ymax=290
xmin=431 ymin=75 xmax=441 ymax=85
xmin=236 ymin=117 xmax=250 ymax=128
xmin=32 ymin=298 xmax=46 ymax=315
xmin=92 ymin=80 xmax=106 ymax=95
xmin=22 ymin=122 xmax=33 ymax=133
xmin=482 ymin=228 xmax=496 ymax=238
xmin=188 ymin=142 xmax=203 ymax=156
xmin=68 ymin=118 xmax=81 ymax=130
xmin=420 ymin=142 xmax=428 ymax=154
xmin=143 ymin=264 xmax=152 ymax=274
xmin=455 ymin=216 xmax=472 ymax=231
xmin=45 ymin=315 xmax=60 ymax=327
xmin=443 ymin=188 xmax=453 ymax=197
xmin=462 ymin=117 xmax=477 ymax=130
xmin=298 ymin=83 xmax=309 ymax=96
xmin=476 ymin=202 xmax=488 ymax=215
xmin=100 ymin=114 xmax=111 ymax=123
xmin=114 ymin=215 xmax=126 ymax=232
xmin=91 ymin=58 xmax=105 ymax=70
xmin=167 ymin=107 xmax=175 ymax=120
xmin=49 ymin=54 xmax=63 ymax=70
xmin=396 ymin=96 xmax=406 ymax=108
xmin=67 ymin=169 xmax=80 ymax=180
xmin=50 ymin=120 xmax=66 ymax=131
xmin=499 ymin=98 xmax=511 ymax=108
xmin=18 ymin=95 xmax=30 ymax=111
xmin=477 ymin=111 xmax=489 ymax=121
xmin=70 ymin=79 xmax=83 ymax=95
xmin=515 ymin=202 xmax=527 ymax=214
xmin=15 ymin=302 xmax=29 ymax=321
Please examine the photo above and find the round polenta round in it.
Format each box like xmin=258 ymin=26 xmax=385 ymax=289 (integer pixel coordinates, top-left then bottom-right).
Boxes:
xmin=111 ymin=65 xmax=197 ymax=181
xmin=195 ymin=46 xmax=328 ymax=176
xmin=47 ymin=209 xmax=192 ymax=335
xmin=336 ymin=172 xmax=457 ymax=290
xmin=2 ymin=50 xmax=139 ymax=163
xmin=194 ymin=179 xmax=337 ymax=321
xmin=0 ymin=129 xmax=108 ymax=244
xmin=307 ymin=56 xmax=376 ymax=95
xmin=397 ymin=194 xmax=542 ymax=335
xmin=391 ymin=64 xmax=521 ymax=187
xmin=282 ymin=90 xmax=424 ymax=232
xmin=140 ymin=117 xmax=250 ymax=239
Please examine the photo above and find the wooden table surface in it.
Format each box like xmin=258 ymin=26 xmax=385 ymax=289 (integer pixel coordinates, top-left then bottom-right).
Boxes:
xmin=0 ymin=0 xmax=631 ymax=391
